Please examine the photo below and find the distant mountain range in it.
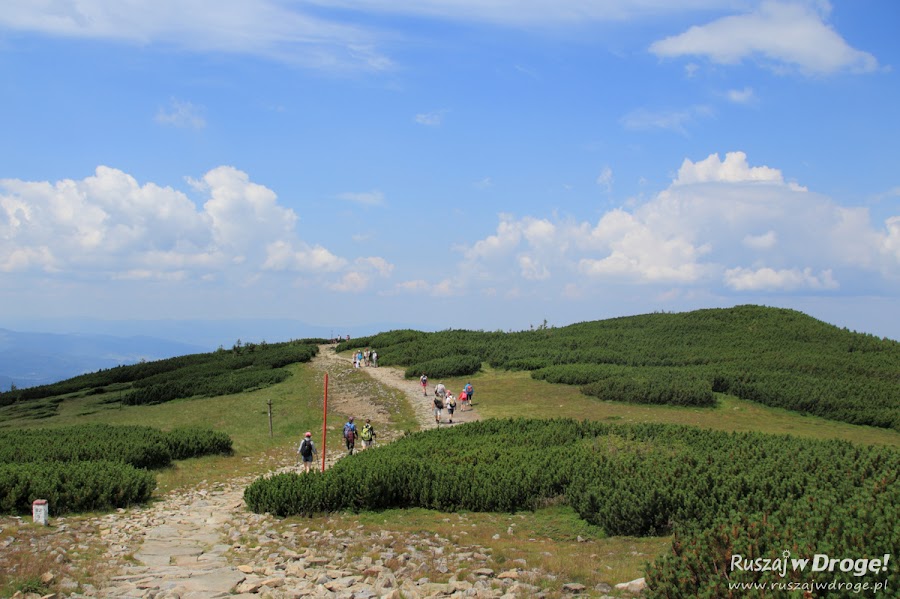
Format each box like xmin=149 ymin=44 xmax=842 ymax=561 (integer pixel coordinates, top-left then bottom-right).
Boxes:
xmin=0 ymin=329 xmax=209 ymax=390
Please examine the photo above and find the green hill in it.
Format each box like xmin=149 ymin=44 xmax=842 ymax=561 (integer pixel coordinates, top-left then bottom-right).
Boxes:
xmin=343 ymin=305 xmax=900 ymax=431
xmin=0 ymin=338 xmax=322 ymax=423
xmin=3 ymin=306 xmax=898 ymax=432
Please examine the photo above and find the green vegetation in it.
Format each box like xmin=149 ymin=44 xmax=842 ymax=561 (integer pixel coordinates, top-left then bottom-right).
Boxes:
xmin=2 ymin=306 xmax=899 ymax=594
xmin=0 ymin=424 xmax=232 ymax=514
xmin=0 ymin=339 xmax=321 ymax=414
xmin=0 ymin=461 xmax=155 ymax=514
xmin=341 ymin=305 xmax=900 ymax=430
xmin=245 ymin=418 xmax=899 ymax=596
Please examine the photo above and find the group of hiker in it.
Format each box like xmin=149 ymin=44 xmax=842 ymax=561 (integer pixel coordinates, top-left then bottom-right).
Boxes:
xmin=298 ymin=368 xmax=476 ymax=472
xmin=428 ymin=376 xmax=473 ymax=425
xmin=353 ymin=348 xmax=378 ymax=368
xmin=297 ymin=416 xmax=378 ymax=472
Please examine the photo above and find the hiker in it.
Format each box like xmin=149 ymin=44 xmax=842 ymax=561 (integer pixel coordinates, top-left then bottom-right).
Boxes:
xmin=343 ymin=417 xmax=358 ymax=455
xmin=459 ymin=388 xmax=468 ymax=411
xmin=433 ymin=392 xmax=444 ymax=424
xmin=372 ymin=350 xmax=378 ymax=367
xmin=297 ymin=431 xmax=318 ymax=473
xmin=434 ymin=382 xmax=446 ymax=399
xmin=420 ymin=373 xmax=428 ymax=396
xmin=446 ymin=393 xmax=456 ymax=423
xmin=360 ymin=418 xmax=377 ymax=450
xmin=464 ymin=382 xmax=474 ymax=406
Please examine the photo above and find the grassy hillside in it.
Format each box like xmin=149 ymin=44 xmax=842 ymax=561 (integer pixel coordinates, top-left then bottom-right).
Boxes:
xmin=0 ymin=339 xmax=322 ymax=421
xmin=342 ymin=305 xmax=900 ymax=431
xmin=2 ymin=306 xmax=899 ymax=596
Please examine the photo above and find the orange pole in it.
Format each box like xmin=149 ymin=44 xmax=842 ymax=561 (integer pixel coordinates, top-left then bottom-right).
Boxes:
xmin=321 ymin=372 xmax=328 ymax=472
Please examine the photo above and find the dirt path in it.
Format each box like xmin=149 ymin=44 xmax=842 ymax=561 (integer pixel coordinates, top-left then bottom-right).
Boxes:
xmin=312 ymin=345 xmax=481 ymax=433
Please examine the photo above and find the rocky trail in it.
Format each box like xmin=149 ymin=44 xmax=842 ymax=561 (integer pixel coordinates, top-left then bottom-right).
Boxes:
xmin=3 ymin=347 xmax=639 ymax=598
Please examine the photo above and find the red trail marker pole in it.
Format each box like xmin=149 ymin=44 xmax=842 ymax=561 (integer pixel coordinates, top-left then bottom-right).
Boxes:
xmin=321 ymin=372 xmax=328 ymax=473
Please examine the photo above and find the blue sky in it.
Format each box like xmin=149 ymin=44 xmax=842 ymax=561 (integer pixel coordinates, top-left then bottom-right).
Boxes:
xmin=1 ymin=0 xmax=899 ymax=343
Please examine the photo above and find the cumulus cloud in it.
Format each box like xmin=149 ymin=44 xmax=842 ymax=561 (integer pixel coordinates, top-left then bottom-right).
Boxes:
xmin=452 ymin=151 xmax=899 ymax=296
xmin=724 ymin=266 xmax=838 ymax=291
xmin=649 ymin=1 xmax=879 ymax=75
xmin=673 ymin=151 xmax=782 ymax=185
xmin=0 ymin=166 xmax=390 ymax=293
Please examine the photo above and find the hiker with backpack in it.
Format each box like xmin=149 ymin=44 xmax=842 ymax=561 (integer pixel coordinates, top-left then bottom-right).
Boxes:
xmin=446 ymin=393 xmax=456 ymax=423
xmin=464 ymin=382 xmax=474 ymax=406
xmin=459 ymin=387 xmax=468 ymax=411
xmin=420 ymin=373 xmax=428 ymax=396
xmin=360 ymin=418 xmax=376 ymax=451
xmin=433 ymin=392 xmax=444 ymax=424
xmin=297 ymin=431 xmax=318 ymax=473
xmin=343 ymin=416 xmax=358 ymax=455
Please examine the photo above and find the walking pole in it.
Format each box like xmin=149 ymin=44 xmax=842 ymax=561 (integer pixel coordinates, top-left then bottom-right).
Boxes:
xmin=321 ymin=372 xmax=328 ymax=473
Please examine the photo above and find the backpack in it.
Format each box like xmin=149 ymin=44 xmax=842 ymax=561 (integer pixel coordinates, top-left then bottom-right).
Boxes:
xmin=299 ymin=439 xmax=313 ymax=458
xmin=344 ymin=423 xmax=357 ymax=441
xmin=361 ymin=424 xmax=373 ymax=441
xmin=465 ymin=383 xmax=473 ymax=395
xmin=434 ymin=396 xmax=444 ymax=409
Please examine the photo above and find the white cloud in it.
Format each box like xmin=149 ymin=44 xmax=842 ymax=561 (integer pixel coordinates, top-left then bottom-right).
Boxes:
xmin=356 ymin=256 xmax=395 ymax=277
xmin=396 ymin=277 xmax=459 ymax=297
xmin=464 ymin=214 xmax=523 ymax=261
xmin=673 ymin=151 xmax=782 ymax=185
xmin=883 ymin=217 xmax=900 ymax=266
xmin=397 ymin=279 xmax=430 ymax=293
xmin=155 ymin=98 xmax=206 ymax=129
xmin=743 ymin=230 xmax=777 ymax=250
xmin=596 ymin=166 xmax=613 ymax=192
xmin=0 ymin=166 xmax=393 ymax=291
xmin=262 ymin=240 xmax=347 ymax=272
xmin=577 ymin=209 xmax=711 ymax=283
xmin=726 ymin=86 xmax=755 ymax=104
xmin=518 ymin=255 xmax=550 ymax=280
xmin=0 ymin=0 xmax=392 ymax=71
xmin=451 ymin=151 xmax=900 ymax=297
xmin=328 ymin=271 xmax=370 ymax=292
xmin=724 ymin=266 xmax=838 ymax=291
xmin=414 ymin=110 xmax=447 ymax=126
xmin=338 ymin=190 xmax=385 ymax=206
xmin=649 ymin=1 xmax=879 ymax=75
xmin=620 ymin=105 xmax=712 ymax=134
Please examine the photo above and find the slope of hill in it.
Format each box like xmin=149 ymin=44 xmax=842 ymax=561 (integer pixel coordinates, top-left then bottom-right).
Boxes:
xmin=343 ymin=305 xmax=900 ymax=431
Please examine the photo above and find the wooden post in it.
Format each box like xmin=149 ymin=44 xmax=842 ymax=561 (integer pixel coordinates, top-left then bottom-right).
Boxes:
xmin=267 ymin=398 xmax=273 ymax=438
xmin=321 ymin=372 xmax=328 ymax=472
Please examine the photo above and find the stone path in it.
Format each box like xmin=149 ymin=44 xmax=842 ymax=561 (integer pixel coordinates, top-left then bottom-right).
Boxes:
xmin=56 ymin=348 xmax=521 ymax=599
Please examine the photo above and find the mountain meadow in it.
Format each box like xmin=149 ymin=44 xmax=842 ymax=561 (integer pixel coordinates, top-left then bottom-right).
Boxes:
xmin=1 ymin=305 xmax=898 ymax=597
